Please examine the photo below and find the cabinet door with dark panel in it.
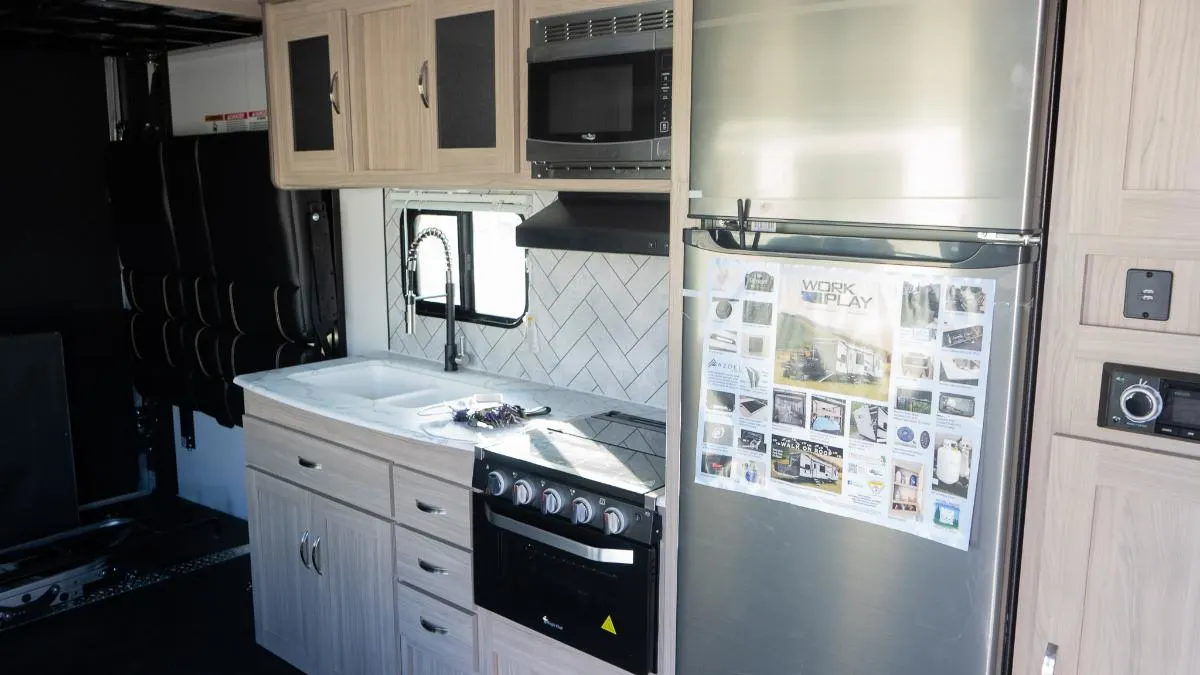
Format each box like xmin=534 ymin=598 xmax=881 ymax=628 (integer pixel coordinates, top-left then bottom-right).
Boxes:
xmin=427 ymin=0 xmax=517 ymax=174
xmin=265 ymin=3 xmax=351 ymax=185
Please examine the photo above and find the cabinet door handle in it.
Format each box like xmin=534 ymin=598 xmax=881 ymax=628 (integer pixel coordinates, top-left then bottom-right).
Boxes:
xmin=415 ymin=499 xmax=446 ymax=515
xmin=329 ymin=71 xmax=341 ymax=115
xmin=1042 ymin=643 xmax=1058 ymax=675
xmin=417 ymin=60 xmax=429 ymax=109
xmin=299 ymin=530 xmax=311 ymax=569
xmin=298 ymin=457 xmax=322 ymax=470
xmin=419 ymin=617 xmax=448 ymax=635
xmin=311 ymin=535 xmax=323 ymax=575
xmin=417 ymin=558 xmax=448 ymax=575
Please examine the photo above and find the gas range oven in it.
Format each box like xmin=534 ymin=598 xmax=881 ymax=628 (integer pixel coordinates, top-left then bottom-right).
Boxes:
xmin=472 ymin=411 xmax=666 ymax=675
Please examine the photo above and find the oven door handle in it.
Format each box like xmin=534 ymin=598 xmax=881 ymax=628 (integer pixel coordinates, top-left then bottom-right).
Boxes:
xmin=485 ymin=505 xmax=634 ymax=565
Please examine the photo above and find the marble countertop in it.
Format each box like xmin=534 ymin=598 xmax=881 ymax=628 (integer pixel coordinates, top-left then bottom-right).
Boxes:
xmin=234 ymin=352 xmax=668 ymax=457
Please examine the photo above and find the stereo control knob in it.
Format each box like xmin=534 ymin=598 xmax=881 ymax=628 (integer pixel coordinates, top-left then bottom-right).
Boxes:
xmin=571 ymin=497 xmax=594 ymax=525
xmin=602 ymin=507 xmax=628 ymax=535
xmin=512 ymin=479 xmax=536 ymax=506
xmin=1121 ymin=383 xmax=1163 ymax=424
xmin=542 ymin=488 xmax=564 ymax=515
xmin=486 ymin=471 xmax=509 ymax=497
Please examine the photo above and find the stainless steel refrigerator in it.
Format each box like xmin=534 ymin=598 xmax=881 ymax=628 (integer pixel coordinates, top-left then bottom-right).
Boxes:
xmin=678 ymin=0 xmax=1061 ymax=673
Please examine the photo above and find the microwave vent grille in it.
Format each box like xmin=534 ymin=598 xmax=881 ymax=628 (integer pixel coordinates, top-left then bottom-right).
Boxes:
xmin=543 ymin=9 xmax=673 ymax=43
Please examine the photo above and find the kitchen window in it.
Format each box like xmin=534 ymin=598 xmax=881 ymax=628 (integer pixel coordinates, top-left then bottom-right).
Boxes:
xmin=406 ymin=209 xmax=527 ymax=327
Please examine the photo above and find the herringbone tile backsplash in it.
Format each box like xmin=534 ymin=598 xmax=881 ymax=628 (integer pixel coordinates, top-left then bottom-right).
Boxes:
xmin=386 ymin=227 xmax=668 ymax=409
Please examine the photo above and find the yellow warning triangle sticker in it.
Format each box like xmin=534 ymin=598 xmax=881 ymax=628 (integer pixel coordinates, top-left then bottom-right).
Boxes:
xmin=601 ymin=615 xmax=617 ymax=635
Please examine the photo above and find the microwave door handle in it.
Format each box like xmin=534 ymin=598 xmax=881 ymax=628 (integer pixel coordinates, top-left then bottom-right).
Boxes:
xmin=484 ymin=505 xmax=634 ymax=565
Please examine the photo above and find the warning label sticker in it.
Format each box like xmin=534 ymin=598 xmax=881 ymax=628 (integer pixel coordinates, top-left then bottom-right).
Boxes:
xmin=203 ymin=110 xmax=268 ymax=134
xmin=601 ymin=615 xmax=616 ymax=635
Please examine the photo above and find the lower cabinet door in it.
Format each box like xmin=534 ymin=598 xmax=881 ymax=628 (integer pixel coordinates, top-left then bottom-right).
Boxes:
xmin=1032 ymin=435 xmax=1200 ymax=675
xmin=314 ymin=494 xmax=397 ymax=675
xmin=402 ymin=636 xmax=474 ymax=675
xmin=247 ymin=470 xmax=319 ymax=673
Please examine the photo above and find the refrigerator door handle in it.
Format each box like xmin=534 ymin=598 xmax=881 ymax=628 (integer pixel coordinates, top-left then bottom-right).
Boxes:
xmin=683 ymin=228 xmax=1033 ymax=269
xmin=1041 ymin=643 xmax=1058 ymax=675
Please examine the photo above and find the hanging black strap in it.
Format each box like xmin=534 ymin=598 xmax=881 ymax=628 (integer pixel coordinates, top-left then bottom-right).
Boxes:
xmin=306 ymin=197 xmax=340 ymax=355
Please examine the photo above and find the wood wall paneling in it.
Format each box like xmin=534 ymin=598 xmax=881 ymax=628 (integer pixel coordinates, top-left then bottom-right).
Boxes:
xmin=1014 ymin=0 xmax=1200 ymax=671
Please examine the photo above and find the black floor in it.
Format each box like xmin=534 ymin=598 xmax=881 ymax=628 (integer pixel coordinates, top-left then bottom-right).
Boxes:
xmin=0 ymin=556 xmax=299 ymax=675
xmin=0 ymin=498 xmax=299 ymax=675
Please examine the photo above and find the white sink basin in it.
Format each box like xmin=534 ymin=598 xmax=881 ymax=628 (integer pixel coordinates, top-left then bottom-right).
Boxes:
xmin=287 ymin=362 xmax=427 ymax=400
xmin=379 ymin=382 xmax=491 ymax=410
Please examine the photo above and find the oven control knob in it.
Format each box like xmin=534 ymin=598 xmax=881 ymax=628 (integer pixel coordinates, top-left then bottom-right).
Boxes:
xmin=541 ymin=488 xmax=564 ymax=515
xmin=1121 ymin=383 xmax=1163 ymax=424
xmin=571 ymin=497 xmax=594 ymax=525
xmin=486 ymin=471 xmax=510 ymax=497
xmin=513 ymin=479 xmax=536 ymax=506
xmin=602 ymin=507 xmax=628 ymax=535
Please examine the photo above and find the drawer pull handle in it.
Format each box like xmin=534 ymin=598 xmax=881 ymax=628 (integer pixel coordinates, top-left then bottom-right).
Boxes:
xmin=312 ymin=535 xmax=323 ymax=575
xmin=415 ymin=500 xmax=447 ymax=515
xmin=298 ymin=457 xmax=322 ymax=470
xmin=417 ymin=558 xmax=449 ymax=575
xmin=299 ymin=530 xmax=311 ymax=569
xmin=419 ymin=617 xmax=448 ymax=635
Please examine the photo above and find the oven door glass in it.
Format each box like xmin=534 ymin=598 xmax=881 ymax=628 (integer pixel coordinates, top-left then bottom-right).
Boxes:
xmin=473 ymin=497 xmax=658 ymax=675
xmin=528 ymin=51 xmax=660 ymax=144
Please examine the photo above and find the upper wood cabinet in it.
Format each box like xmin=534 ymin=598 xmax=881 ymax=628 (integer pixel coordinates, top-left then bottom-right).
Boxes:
xmin=427 ymin=0 xmax=517 ymax=174
xmin=265 ymin=4 xmax=353 ymax=181
xmin=345 ymin=0 xmax=430 ymax=174
xmin=265 ymin=0 xmax=517 ymax=187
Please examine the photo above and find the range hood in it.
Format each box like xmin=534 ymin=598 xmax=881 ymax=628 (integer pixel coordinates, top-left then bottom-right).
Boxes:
xmin=515 ymin=193 xmax=669 ymax=257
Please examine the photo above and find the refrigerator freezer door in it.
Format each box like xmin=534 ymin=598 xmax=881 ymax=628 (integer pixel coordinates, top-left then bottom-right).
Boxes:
xmin=677 ymin=230 xmax=1035 ymax=675
xmin=689 ymin=0 xmax=1056 ymax=232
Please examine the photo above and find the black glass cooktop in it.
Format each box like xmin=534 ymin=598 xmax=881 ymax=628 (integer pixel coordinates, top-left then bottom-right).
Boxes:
xmin=484 ymin=411 xmax=667 ymax=495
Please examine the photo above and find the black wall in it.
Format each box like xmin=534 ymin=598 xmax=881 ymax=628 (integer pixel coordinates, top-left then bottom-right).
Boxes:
xmin=0 ymin=46 xmax=140 ymax=505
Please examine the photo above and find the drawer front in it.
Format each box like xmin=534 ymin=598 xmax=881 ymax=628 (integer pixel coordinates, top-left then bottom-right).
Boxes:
xmin=245 ymin=417 xmax=392 ymax=518
xmin=395 ymin=525 xmax=473 ymax=609
xmin=396 ymin=583 xmax=476 ymax=673
xmin=393 ymin=466 xmax=472 ymax=548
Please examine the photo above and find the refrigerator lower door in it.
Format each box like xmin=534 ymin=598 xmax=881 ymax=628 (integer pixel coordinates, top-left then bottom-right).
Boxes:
xmin=677 ymin=229 xmax=1036 ymax=675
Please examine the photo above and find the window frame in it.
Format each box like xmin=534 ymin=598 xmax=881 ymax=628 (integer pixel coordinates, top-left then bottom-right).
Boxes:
xmin=404 ymin=208 xmax=528 ymax=329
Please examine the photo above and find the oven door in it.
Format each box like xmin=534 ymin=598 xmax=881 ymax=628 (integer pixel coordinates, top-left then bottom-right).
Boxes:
xmin=473 ymin=495 xmax=658 ymax=675
xmin=527 ymin=47 xmax=667 ymax=164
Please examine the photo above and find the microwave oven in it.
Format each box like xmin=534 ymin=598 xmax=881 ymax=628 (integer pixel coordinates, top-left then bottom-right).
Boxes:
xmin=526 ymin=1 xmax=673 ymax=180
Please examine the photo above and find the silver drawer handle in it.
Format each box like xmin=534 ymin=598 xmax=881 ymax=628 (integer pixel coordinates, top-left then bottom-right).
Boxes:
xmin=312 ymin=535 xmax=323 ymax=575
xmin=1042 ymin=643 xmax=1058 ymax=675
xmin=417 ymin=558 xmax=449 ymax=575
xmin=298 ymin=456 xmax=322 ymax=470
xmin=419 ymin=617 xmax=448 ymax=635
xmin=299 ymin=530 xmax=311 ymax=569
xmin=415 ymin=500 xmax=447 ymax=515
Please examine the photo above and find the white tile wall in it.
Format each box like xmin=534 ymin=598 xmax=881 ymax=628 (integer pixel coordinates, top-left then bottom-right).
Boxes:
xmin=386 ymin=217 xmax=669 ymax=408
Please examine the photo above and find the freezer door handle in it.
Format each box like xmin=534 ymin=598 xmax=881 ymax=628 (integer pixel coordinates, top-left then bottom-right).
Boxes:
xmin=683 ymin=228 xmax=1033 ymax=269
xmin=1042 ymin=643 xmax=1058 ymax=675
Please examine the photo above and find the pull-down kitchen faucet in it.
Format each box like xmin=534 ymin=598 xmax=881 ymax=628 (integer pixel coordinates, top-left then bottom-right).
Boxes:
xmin=405 ymin=228 xmax=459 ymax=372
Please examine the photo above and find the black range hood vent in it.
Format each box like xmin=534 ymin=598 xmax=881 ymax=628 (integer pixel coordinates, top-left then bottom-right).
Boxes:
xmin=515 ymin=193 xmax=669 ymax=257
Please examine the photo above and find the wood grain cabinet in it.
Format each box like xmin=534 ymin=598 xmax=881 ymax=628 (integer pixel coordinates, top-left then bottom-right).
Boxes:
xmin=264 ymin=3 xmax=353 ymax=182
xmin=247 ymin=469 xmax=396 ymax=675
xmin=1028 ymin=436 xmax=1200 ymax=675
xmin=265 ymin=0 xmax=516 ymax=187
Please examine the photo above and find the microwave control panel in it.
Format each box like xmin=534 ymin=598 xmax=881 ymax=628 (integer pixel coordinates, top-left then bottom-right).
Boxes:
xmin=1099 ymin=362 xmax=1200 ymax=443
xmin=655 ymin=49 xmax=672 ymax=138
